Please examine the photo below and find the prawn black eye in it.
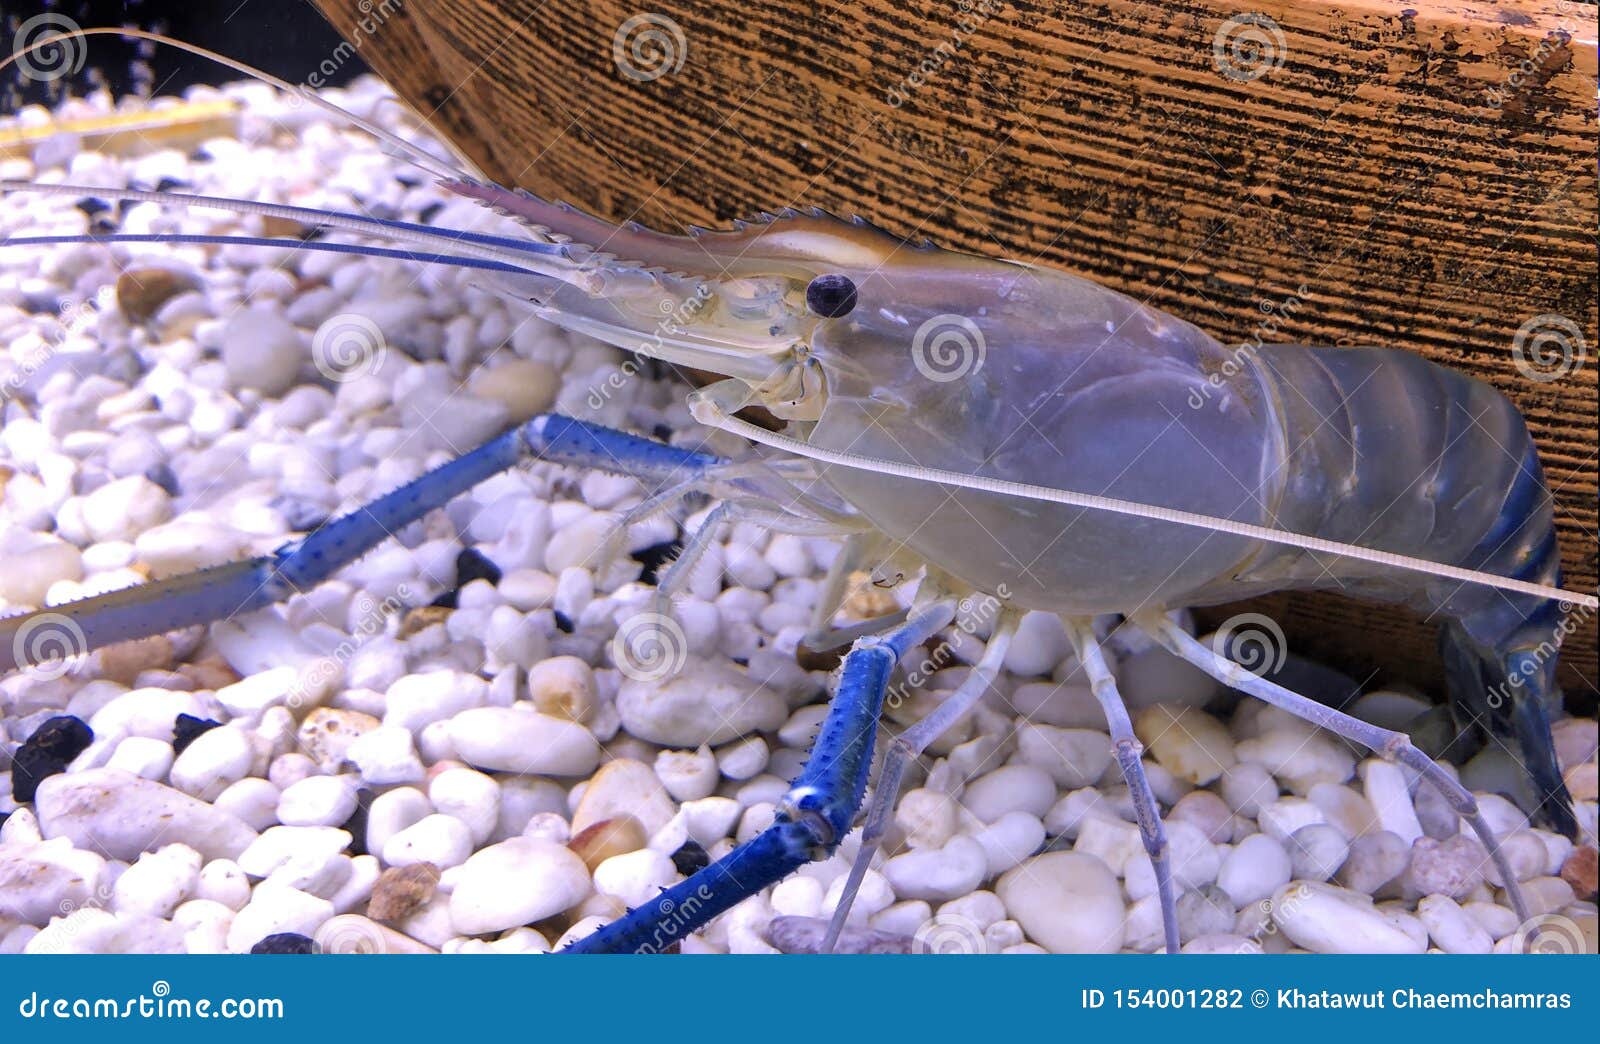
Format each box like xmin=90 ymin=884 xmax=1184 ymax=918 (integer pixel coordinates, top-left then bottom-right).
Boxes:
xmin=805 ymin=274 xmax=857 ymax=318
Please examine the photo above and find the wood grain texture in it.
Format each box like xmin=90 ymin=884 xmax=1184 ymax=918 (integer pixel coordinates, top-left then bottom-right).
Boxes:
xmin=312 ymin=0 xmax=1598 ymax=696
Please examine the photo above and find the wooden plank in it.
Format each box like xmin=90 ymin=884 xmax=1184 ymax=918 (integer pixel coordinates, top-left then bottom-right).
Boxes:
xmin=311 ymin=0 xmax=1598 ymax=695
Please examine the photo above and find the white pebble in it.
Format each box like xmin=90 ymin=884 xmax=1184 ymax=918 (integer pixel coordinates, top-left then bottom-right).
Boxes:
xmin=277 ymin=775 xmax=360 ymax=828
xmin=168 ymin=726 xmax=256 ymax=802
xmin=961 ymin=765 xmax=1056 ymax=824
xmin=882 ymin=837 xmax=988 ymax=901
xmin=428 ymin=768 xmax=500 ymax=845
xmin=112 ymin=844 xmax=202 ymax=918
xmin=446 ymin=707 xmax=600 ymax=776
xmin=1217 ymin=833 xmax=1292 ymax=908
xmin=382 ymin=814 xmax=474 ymax=869
xmin=449 ymin=838 xmax=592 ymax=935
xmin=997 ymin=852 xmax=1125 ymax=953
xmin=654 ymin=746 xmax=718 ymax=802
xmin=615 ymin=663 xmax=787 ymax=746
xmin=592 ymin=848 xmax=680 ymax=909
xmin=345 ymin=725 xmax=426 ymax=785
xmin=1269 ymin=881 xmax=1426 ymax=954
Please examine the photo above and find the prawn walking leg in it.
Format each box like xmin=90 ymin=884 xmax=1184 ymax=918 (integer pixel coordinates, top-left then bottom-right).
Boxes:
xmin=821 ymin=608 xmax=1020 ymax=951
xmin=568 ymin=598 xmax=958 ymax=953
xmin=0 ymin=415 xmax=721 ymax=672
xmin=1065 ymin=617 xmax=1181 ymax=954
xmin=1135 ymin=613 xmax=1532 ymax=924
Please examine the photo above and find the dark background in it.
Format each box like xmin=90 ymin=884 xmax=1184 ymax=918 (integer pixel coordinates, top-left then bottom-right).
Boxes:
xmin=3 ymin=0 xmax=368 ymax=106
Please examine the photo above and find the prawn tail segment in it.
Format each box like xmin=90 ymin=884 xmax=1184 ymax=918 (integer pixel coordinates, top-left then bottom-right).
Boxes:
xmin=1441 ymin=439 xmax=1577 ymax=838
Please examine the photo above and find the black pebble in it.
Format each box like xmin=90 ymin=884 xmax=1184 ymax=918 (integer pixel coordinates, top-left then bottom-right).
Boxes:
xmin=154 ymin=177 xmax=188 ymax=194
xmin=632 ymin=539 xmax=683 ymax=587
xmin=250 ymin=933 xmax=318 ymax=954
xmin=144 ymin=462 xmax=180 ymax=497
xmin=340 ymin=788 xmax=376 ymax=857
xmin=74 ymin=197 xmax=111 ymax=218
xmin=417 ymin=201 xmax=444 ymax=224
xmin=455 ymin=547 xmax=502 ymax=588
xmin=670 ymin=840 xmax=710 ymax=875
xmin=11 ymin=716 xmax=93 ymax=804
xmin=552 ymin=610 xmax=575 ymax=634
xmin=652 ymin=424 xmax=673 ymax=442
xmin=430 ymin=548 xmax=505 ymax=609
xmin=172 ymin=713 xmax=223 ymax=755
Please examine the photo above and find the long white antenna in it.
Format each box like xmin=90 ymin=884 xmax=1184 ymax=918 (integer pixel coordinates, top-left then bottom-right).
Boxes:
xmin=695 ymin=401 xmax=1597 ymax=610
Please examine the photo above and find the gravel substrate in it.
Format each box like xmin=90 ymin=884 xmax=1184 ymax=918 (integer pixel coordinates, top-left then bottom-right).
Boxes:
xmin=1 ymin=79 xmax=1596 ymax=956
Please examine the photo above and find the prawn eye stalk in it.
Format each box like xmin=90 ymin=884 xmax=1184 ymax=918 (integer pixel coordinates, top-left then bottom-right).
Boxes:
xmin=0 ymin=25 xmax=1591 ymax=957
xmin=806 ymin=273 xmax=858 ymax=318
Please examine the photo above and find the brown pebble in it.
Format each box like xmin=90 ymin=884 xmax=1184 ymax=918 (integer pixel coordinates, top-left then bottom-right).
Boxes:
xmin=260 ymin=215 xmax=311 ymax=239
xmin=1560 ymin=845 xmax=1597 ymax=900
xmin=795 ymin=643 xmax=843 ymax=672
xmin=398 ymin=605 xmax=453 ymax=638
xmin=367 ymin=863 xmax=441 ymax=924
xmin=93 ymin=634 xmax=176 ymax=686
xmin=116 ymin=267 xmax=198 ymax=322
xmin=568 ymin=815 xmax=648 ymax=871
